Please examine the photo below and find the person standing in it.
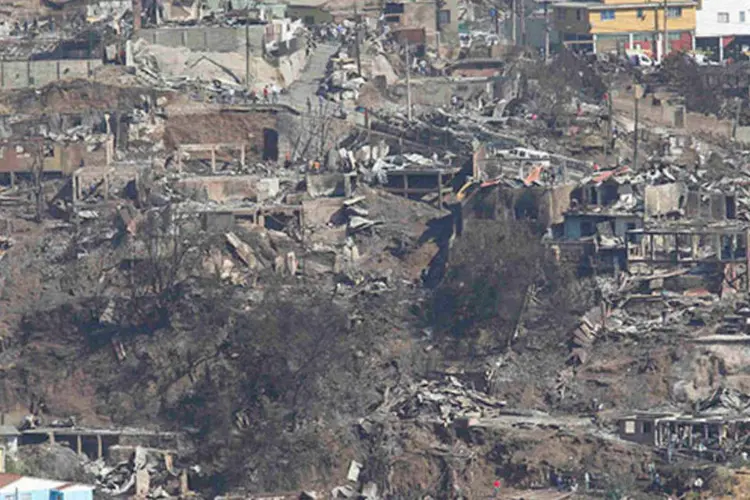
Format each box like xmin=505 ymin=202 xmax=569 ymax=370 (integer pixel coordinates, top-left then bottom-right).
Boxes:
xmin=306 ymin=96 xmax=312 ymax=114
xmin=263 ymin=85 xmax=269 ymax=103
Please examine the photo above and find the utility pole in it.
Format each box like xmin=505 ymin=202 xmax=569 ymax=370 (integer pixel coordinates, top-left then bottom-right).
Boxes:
xmin=634 ymin=84 xmax=643 ymax=170
xmin=653 ymin=3 xmax=658 ymax=62
xmin=520 ymin=0 xmax=526 ymax=46
xmin=405 ymin=39 xmax=413 ymax=121
xmin=354 ymin=2 xmax=362 ymax=75
xmin=605 ymin=82 xmax=613 ymax=157
xmin=661 ymin=0 xmax=670 ymax=60
xmin=245 ymin=20 xmax=251 ymax=91
xmin=511 ymin=0 xmax=517 ymax=45
xmin=733 ymin=97 xmax=742 ymax=140
xmin=543 ymin=0 xmax=550 ymax=61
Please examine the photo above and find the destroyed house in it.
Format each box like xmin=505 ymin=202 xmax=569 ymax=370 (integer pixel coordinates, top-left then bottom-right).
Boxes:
xmin=564 ymin=168 xmax=642 ymax=242
xmin=0 ymin=141 xmax=108 ymax=178
xmin=627 ymin=226 xmax=750 ymax=264
xmin=619 ymin=411 xmax=750 ymax=457
xmin=463 ymin=179 xmax=576 ymax=231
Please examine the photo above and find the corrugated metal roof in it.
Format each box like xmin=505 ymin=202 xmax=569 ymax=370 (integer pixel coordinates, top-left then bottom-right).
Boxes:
xmin=55 ymin=483 xmax=94 ymax=491
xmin=0 ymin=476 xmax=66 ymax=492
xmin=0 ymin=475 xmax=23 ymax=490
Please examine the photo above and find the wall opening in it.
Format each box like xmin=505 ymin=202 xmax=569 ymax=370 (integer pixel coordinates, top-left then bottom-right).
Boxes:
xmin=262 ymin=128 xmax=279 ymax=162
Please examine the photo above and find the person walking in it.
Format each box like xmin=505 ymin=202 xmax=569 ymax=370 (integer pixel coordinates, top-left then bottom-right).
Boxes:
xmin=306 ymin=96 xmax=312 ymax=114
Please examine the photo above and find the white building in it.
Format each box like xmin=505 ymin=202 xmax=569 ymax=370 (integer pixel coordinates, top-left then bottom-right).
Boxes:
xmin=696 ymin=0 xmax=750 ymax=60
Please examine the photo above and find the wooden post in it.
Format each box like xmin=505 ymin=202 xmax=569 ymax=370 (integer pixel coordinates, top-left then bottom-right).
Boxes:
xmin=240 ymin=144 xmax=246 ymax=167
xmin=48 ymin=432 xmax=55 ymax=445
xmin=437 ymin=172 xmax=443 ymax=210
xmin=211 ymin=146 xmax=216 ymax=174
xmin=96 ymin=435 xmax=103 ymax=459
xmin=634 ymin=84 xmax=643 ymax=170
xmin=76 ymin=435 xmax=82 ymax=455
xmin=403 ymin=173 xmax=409 ymax=199
xmin=650 ymin=233 xmax=656 ymax=261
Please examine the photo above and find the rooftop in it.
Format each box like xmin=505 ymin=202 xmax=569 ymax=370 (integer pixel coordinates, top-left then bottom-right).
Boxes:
xmin=554 ymin=1 xmax=696 ymax=9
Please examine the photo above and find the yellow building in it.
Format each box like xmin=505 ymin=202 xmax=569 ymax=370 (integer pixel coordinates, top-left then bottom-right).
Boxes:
xmin=553 ymin=0 xmax=698 ymax=60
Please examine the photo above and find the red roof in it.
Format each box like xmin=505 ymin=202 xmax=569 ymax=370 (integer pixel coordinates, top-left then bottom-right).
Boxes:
xmin=524 ymin=165 xmax=544 ymax=186
xmin=0 ymin=474 xmax=22 ymax=489
xmin=592 ymin=165 xmax=629 ymax=184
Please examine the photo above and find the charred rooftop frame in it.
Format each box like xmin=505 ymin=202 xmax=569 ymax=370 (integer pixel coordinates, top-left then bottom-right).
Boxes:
xmin=626 ymin=226 xmax=750 ymax=291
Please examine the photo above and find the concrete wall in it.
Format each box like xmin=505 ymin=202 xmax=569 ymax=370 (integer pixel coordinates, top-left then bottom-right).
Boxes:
xmin=0 ymin=59 xmax=102 ymax=89
xmin=390 ymin=77 xmax=496 ymax=107
xmin=176 ymin=175 xmax=279 ymax=202
xmin=618 ymin=418 xmax=656 ymax=446
xmin=736 ymin=125 xmax=750 ymax=143
xmin=564 ymin=214 xmax=642 ymax=239
xmin=137 ymin=26 xmax=265 ymax=52
xmin=696 ymin=0 xmax=750 ymax=37
xmin=644 ymin=182 xmax=686 ymax=218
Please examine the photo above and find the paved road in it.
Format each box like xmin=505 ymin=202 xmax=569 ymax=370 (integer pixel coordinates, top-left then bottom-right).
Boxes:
xmin=281 ymin=43 xmax=340 ymax=112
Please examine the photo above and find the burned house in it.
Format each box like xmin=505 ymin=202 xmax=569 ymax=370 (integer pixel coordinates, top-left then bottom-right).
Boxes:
xmin=619 ymin=388 xmax=750 ymax=460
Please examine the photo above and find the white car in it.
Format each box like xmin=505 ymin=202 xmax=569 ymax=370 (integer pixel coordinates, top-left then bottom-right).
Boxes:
xmin=495 ymin=147 xmax=550 ymax=161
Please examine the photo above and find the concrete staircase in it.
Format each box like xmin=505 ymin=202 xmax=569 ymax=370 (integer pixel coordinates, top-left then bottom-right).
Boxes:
xmin=282 ymin=43 xmax=339 ymax=112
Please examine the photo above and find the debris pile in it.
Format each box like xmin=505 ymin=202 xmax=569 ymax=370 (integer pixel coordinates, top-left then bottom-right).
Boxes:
xmin=382 ymin=376 xmax=508 ymax=424
xmin=86 ymin=447 xmax=187 ymax=498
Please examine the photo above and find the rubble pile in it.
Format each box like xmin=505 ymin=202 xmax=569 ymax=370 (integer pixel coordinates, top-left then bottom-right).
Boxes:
xmin=87 ymin=447 xmax=186 ymax=498
xmin=389 ymin=376 xmax=507 ymax=424
xmin=322 ymin=49 xmax=367 ymax=104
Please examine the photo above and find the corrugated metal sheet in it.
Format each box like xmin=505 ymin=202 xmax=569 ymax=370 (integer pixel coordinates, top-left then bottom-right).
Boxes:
xmin=0 ymin=41 xmax=58 ymax=61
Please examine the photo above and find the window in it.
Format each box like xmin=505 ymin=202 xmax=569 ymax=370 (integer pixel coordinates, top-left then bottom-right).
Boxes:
xmin=667 ymin=6 xmax=682 ymax=18
xmin=384 ymin=15 xmax=400 ymax=23
xmin=624 ymin=421 xmax=636 ymax=434
xmin=741 ymin=10 xmax=746 ymax=22
xmin=636 ymin=8 xmax=644 ymax=18
xmin=600 ymin=9 xmax=615 ymax=21
xmin=557 ymin=8 xmax=565 ymax=20
xmin=383 ymin=2 xmax=404 ymax=14
xmin=438 ymin=9 xmax=451 ymax=25
xmin=642 ymin=421 xmax=653 ymax=434
xmin=576 ymin=9 xmax=582 ymax=21
xmin=718 ymin=12 xmax=730 ymax=23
